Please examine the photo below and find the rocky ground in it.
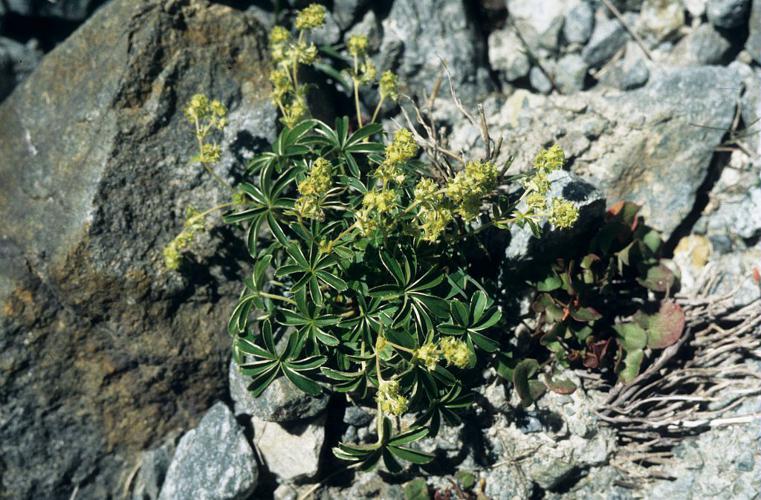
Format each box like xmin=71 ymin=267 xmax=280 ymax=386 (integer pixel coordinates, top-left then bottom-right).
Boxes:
xmin=0 ymin=0 xmax=760 ymax=499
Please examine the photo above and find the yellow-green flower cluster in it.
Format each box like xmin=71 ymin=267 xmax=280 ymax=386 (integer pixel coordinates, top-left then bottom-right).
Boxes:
xmin=446 ymin=160 xmax=498 ymax=220
xmin=413 ymin=179 xmax=452 ymax=242
xmin=267 ymin=4 xmax=326 ymax=128
xmin=294 ymin=3 xmax=326 ymax=31
xmin=377 ymin=380 xmax=408 ymax=416
xmin=385 ymin=128 xmax=418 ymax=165
xmin=362 ymin=189 xmax=397 ymax=213
xmin=347 ymin=34 xmax=369 ymax=58
xmin=534 ymin=144 xmax=565 ymax=172
xmin=295 ymin=157 xmax=332 ymax=220
xmin=549 ymin=198 xmax=579 ymax=229
xmin=379 ymin=71 xmax=399 ymax=102
xmin=163 ymin=208 xmax=206 ymax=271
xmin=414 ymin=343 xmax=440 ymax=371
xmin=440 ymin=337 xmax=469 ymax=368
xmin=520 ymin=145 xmax=579 ymax=229
xmin=185 ymin=94 xmax=227 ymax=164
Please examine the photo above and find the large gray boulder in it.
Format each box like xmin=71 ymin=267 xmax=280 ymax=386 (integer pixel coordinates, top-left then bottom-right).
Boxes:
xmin=0 ymin=0 xmax=275 ymax=498
xmin=452 ymin=66 xmax=738 ymax=240
xmin=159 ymin=402 xmax=258 ymax=500
xmin=378 ymin=0 xmax=489 ymax=104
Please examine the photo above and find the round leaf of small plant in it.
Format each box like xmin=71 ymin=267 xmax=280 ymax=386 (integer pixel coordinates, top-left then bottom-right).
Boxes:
xmin=403 ymin=478 xmax=430 ymax=500
xmin=646 ymin=300 xmax=685 ymax=349
xmin=637 ymin=263 xmax=676 ymax=293
xmin=614 ymin=322 xmax=648 ymax=352
xmin=620 ymin=349 xmax=644 ymax=383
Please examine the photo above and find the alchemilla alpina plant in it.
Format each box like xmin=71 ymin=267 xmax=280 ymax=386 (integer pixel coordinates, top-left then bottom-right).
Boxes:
xmin=169 ymin=3 xmax=583 ymax=472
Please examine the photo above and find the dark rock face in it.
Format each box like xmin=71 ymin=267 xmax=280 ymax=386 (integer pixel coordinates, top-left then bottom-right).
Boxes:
xmin=0 ymin=0 xmax=273 ymax=498
xmin=4 ymin=0 xmax=109 ymax=20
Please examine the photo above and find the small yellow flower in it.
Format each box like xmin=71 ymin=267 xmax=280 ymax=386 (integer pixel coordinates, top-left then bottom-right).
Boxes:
xmin=362 ymin=189 xmax=397 ymax=213
xmin=417 ymin=206 xmax=452 ymax=242
xmin=377 ymin=380 xmax=408 ymax=416
xmin=526 ymin=191 xmax=546 ymax=212
xmin=295 ymin=3 xmax=326 ymax=31
xmin=534 ymin=144 xmax=565 ymax=172
xmin=549 ymin=198 xmax=579 ymax=229
xmin=295 ymin=158 xmax=333 ymax=220
xmin=441 ymin=337 xmax=469 ymax=368
xmin=379 ymin=71 xmax=399 ymax=102
xmin=445 ymin=160 xmax=498 ymax=220
xmin=347 ymin=34 xmax=369 ymax=58
xmin=199 ymin=143 xmax=222 ymax=164
xmin=414 ymin=178 xmax=440 ymax=205
xmin=414 ymin=343 xmax=440 ymax=371
xmin=269 ymin=25 xmax=290 ymax=45
xmin=384 ymin=128 xmax=418 ymax=165
xmin=359 ymin=59 xmax=377 ymax=85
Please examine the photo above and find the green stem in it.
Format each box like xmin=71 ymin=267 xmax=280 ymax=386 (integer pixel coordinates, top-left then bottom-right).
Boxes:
xmin=258 ymin=291 xmax=296 ymax=305
xmin=371 ymin=95 xmax=385 ymax=124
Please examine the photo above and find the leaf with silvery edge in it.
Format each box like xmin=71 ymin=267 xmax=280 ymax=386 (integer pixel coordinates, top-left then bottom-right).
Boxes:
xmin=439 ymin=291 xmax=502 ymax=352
xmin=235 ymin=321 xmax=325 ymax=397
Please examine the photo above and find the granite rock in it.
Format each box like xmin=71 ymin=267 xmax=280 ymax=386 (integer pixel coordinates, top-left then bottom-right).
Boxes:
xmin=159 ymin=403 xmax=258 ymax=500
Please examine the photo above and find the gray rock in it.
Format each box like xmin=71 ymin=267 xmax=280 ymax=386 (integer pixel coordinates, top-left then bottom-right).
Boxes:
xmin=685 ymin=0 xmax=708 ymax=16
xmin=644 ymin=398 xmax=761 ymax=498
xmin=5 ymin=0 xmax=106 ymax=20
xmin=0 ymin=1 xmax=274 ymax=497
xmin=159 ymin=403 xmax=258 ymax=500
xmin=488 ymin=28 xmax=531 ymax=83
xmin=669 ymin=23 xmax=733 ymax=66
xmin=483 ymin=465 xmax=533 ymax=500
xmin=253 ymin=415 xmax=326 ymax=481
xmin=325 ymin=472 xmax=405 ymax=499
xmin=582 ymin=17 xmax=628 ymax=67
xmin=581 ymin=67 xmax=739 ymax=237
xmin=563 ymin=1 xmax=595 ymax=45
xmin=0 ymin=37 xmax=43 ymax=102
xmin=332 ymin=0 xmax=371 ymax=30
xmin=555 ymin=53 xmax=588 ymax=94
xmin=132 ymin=440 xmax=176 ymax=500
xmin=505 ymin=170 xmax=606 ymax=262
xmin=707 ymin=0 xmax=751 ymax=28
xmin=747 ymin=0 xmax=761 ymax=63
xmin=599 ymin=42 xmax=650 ymax=89
xmin=639 ymin=0 xmax=685 ymax=41
xmin=507 ymin=0 xmax=572 ymax=52
xmin=379 ymin=0 xmax=488 ymax=103
xmin=310 ymin=8 xmax=341 ymax=47
xmin=483 ymin=374 xmax=616 ymax=492
xmin=529 ymin=65 xmax=553 ymax=94
xmin=343 ymin=405 xmax=374 ymax=427
xmin=229 ymin=361 xmax=329 ymax=422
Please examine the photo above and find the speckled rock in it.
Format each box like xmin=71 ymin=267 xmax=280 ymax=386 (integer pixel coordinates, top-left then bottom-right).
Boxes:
xmin=159 ymin=403 xmax=258 ymax=500
xmin=489 ymin=28 xmax=531 ymax=83
xmin=563 ymin=1 xmax=595 ymax=45
xmin=582 ymin=17 xmax=628 ymax=67
xmin=253 ymin=415 xmax=326 ymax=482
xmin=746 ymin=0 xmax=761 ymax=63
xmin=0 ymin=1 xmax=274 ymax=497
xmin=0 ymin=37 xmax=42 ymax=101
xmin=707 ymin=0 xmax=751 ymax=28
xmin=5 ymin=0 xmax=107 ymax=20
xmin=669 ymin=23 xmax=733 ymax=66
